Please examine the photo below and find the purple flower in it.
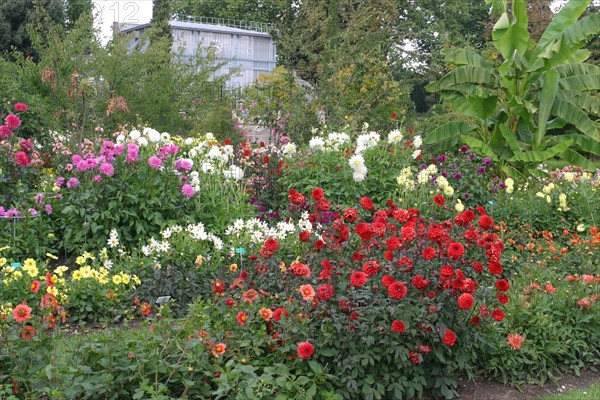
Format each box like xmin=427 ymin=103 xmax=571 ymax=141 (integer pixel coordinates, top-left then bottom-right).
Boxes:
xmin=441 ymin=171 xmax=448 ymax=178
xmin=460 ymin=145 xmax=469 ymax=153
xmin=66 ymin=178 xmax=80 ymax=188
xmin=483 ymin=157 xmax=492 ymax=165
xmin=127 ymin=143 xmax=139 ymax=163
xmin=148 ymin=156 xmax=162 ymax=169
xmin=99 ymin=162 xmax=115 ymax=177
xmin=437 ymin=154 xmax=447 ymax=163
xmin=453 ymin=172 xmax=462 ymax=180
xmin=468 ymin=154 xmax=476 ymax=160
xmin=476 ymin=166 xmax=486 ymax=174
xmin=499 ymin=182 xmax=506 ymax=189
xmin=45 ymin=204 xmax=53 ymax=215
xmin=92 ymin=175 xmax=102 ymax=183
xmin=181 ymin=184 xmax=195 ymax=198
xmin=175 ymin=159 xmax=193 ymax=172
xmin=420 ymin=163 xmax=428 ymax=169
xmin=463 ymin=193 xmax=471 ymax=199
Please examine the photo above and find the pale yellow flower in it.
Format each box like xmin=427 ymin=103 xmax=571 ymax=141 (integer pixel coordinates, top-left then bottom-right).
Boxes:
xmin=47 ymin=286 xmax=58 ymax=296
xmin=120 ymin=273 xmax=130 ymax=285
xmin=133 ymin=275 xmax=141 ymax=285
xmin=75 ymin=256 xmax=86 ymax=265
xmin=112 ymin=275 xmax=122 ymax=285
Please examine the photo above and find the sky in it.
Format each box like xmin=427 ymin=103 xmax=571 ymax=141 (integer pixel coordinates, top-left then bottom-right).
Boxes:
xmin=93 ymin=0 xmax=153 ymax=44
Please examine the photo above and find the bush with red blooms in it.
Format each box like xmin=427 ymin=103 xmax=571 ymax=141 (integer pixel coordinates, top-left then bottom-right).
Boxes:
xmin=193 ymin=188 xmax=511 ymax=399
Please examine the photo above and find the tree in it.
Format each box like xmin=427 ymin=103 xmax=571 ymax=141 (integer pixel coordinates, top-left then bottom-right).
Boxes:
xmin=65 ymin=0 xmax=92 ymax=30
xmin=425 ymin=0 xmax=600 ymax=174
xmin=0 ymin=0 xmax=64 ymax=57
xmin=150 ymin=0 xmax=172 ymax=46
xmin=171 ymin=0 xmax=288 ymax=24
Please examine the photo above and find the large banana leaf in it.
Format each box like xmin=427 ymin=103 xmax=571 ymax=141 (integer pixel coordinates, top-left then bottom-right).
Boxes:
xmin=552 ymin=98 xmax=599 ymax=140
xmin=443 ymin=92 xmax=498 ymax=120
xmin=562 ymin=12 xmax=600 ymax=48
xmin=536 ymin=70 xmax=559 ymax=149
xmin=550 ymin=134 xmax=600 ymax=156
xmin=491 ymin=0 xmax=531 ymax=59
xmin=443 ymin=48 xmax=492 ymax=68
xmin=560 ymin=148 xmax=599 ymax=171
xmin=508 ymin=140 xmax=574 ymax=162
xmin=559 ymin=74 xmax=600 ymax=91
xmin=533 ymin=0 xmax=591 ymax=58
xmin=460 ymin=135 xmax=498 ymax=160
xmin=424 ymin=121 xmax=478 ymax=145
xmin=426 ymin=65 xmax=497 ymax=92
xmin=556 ymin=90 xmax=600 ymax=116
xmin=489 ymin=125 xmax=519 ymax=160
xmin=552 ymin=63 xmax=600 ymax=78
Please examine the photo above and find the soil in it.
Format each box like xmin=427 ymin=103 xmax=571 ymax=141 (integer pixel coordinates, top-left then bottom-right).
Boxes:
xmin=456 ymin=370 xmax=600 ymax=399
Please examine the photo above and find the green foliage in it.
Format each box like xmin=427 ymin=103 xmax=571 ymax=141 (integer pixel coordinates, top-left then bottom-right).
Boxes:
xmin=426 ymin=0 xmax=600 ymax=173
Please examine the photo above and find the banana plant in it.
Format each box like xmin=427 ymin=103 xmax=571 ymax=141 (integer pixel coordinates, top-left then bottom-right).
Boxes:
xmin=425 ymin=0 xmax=600 ymax=175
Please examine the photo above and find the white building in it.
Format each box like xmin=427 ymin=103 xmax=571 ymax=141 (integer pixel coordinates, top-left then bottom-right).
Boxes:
xmin=117 ymin=18 xmax=277 ymax=88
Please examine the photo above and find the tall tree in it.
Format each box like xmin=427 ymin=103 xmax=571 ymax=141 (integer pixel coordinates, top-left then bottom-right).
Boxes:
xmin=150 ymin=0 xmax=172 ymax=46
xmin=65 ymin=0 xmax=93 ymax=30
xmin=171 ymin=0 xmax=288 ymax=24
xmin=0 ymin=0 xmax=64 ymax=57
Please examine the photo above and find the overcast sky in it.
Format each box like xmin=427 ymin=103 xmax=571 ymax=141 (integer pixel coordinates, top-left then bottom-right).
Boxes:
xmin=94 ymin=0 xmax=153 ymax=43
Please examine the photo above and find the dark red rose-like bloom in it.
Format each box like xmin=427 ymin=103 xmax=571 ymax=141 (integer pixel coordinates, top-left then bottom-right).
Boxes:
xmin=412 ymin=275 xmax=429 ymax=291
xmin=381 ymin=274 xmax=395 ymax=287
xmin=213 ymin=279 xmax=225 ymax=294
xmin=495 ymin=279 xmax=510 ymax=292
xmin=447 ymin=242 xmax=465 ymax=260
xmin=297 ymin=341 xmax=315 ymax=359
xmin=15 ymin=151 xmax=30 ymax=167
xmin=442 ymin=329 xmax=457 ymax=346
xmin=351 ymin=252 xmax=363 ymax=262
xmin=488 ymin=262 xmax=503 ymax=275
xmin=355 ymin=222 xmax=372 ymax=241
xmin=491 ymin=308 xmax=505 ymax=321
xmin=314 ymin=239 xmax=325 ymax=249
xmin=288 ymin=189 xmax=305 ymax=205
xmin=317 ymin=284 xmax=334 ymax=301
xmin=264 ymin=237 xmax=279 ymax=252
xmin=343 ymin=207 xmax=359 ymax=222
xmin=421 ymin=247 xmax=436 ymax=260
xmin=388 ymin=281 xmax=408 ymax=299
xmin=311 ymin=188 xmax=324 ymax=200
xmin=362 ymin=260 xmax=381 ymax=277
xmin=476 ymin=206 xmax=487 ymax=215
xmin=263 ymin=155 xmax=270 ymax=163
xmin=478 ymin=215 xmax=495 ymax=230
xmin=471 ymin=261 xmax=484 ymax=273
xmin=397 ymin=257 xmax=413 ymax=272
xmin=497 ymin=292 xmax=509 ymax=304
xmin=299 ymin=230 xmax=310 ymax=242
xmin=440 ymin=265 xmax=455 ymax=279
xmin=393 ymin=209 xmax=411 ymax=223
xmin=359 ymin=196 xmax=374 ymax=210
xmin=391 ymin=320 xmax=406 ymax=333
xmin=350 ymin=271 xmax=368 ymax=287
xmin=273 ymin=308 xmax=288 ymax=321
xmin=433 ymin=194 xmax=445 ymax=207
xmin=225 ymin=298 xmax=235 ymax=307
xmin=400 ymin=225 xmax=416 ymax=242
xmin=471 ymin=316 xmax=481 ymax=326
xmin=457 ymin=293 xmax=475 ymax=310
xmin=386 ymin=236 xmax=401 ymax=251
xmin=455 ymin=210 xmax=475 ymax=226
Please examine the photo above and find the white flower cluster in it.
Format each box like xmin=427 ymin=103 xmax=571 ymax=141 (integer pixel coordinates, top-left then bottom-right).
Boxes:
xmin=141 ymin=223 xmax=223 ymax=257
xmin=388 ymin=129 xmax=404 ymax=144
xmin=107 ymin=228 xmax=119 ymax=248
xmin=282 ymin=142 xmax=297 ymax=155
xmin=436 ymin=175 xmax=455 ymax=197
xmin=186 ymin=134 xmax=244 ymax=181
xmin=412 ymin=135 xmax=423 ymax=159
xmin=396 ymin=167 xmax=415 ymax=189
xmin=117 ymin=127 xmax=172 ymax=147
xmin=348 ymin=154 xmax=367 ymax=182
xmin=416 ymin=164 xmax=437 ymax=184
xmin=225 ymin=213 xmax=313 ymax=244
xmin=308 ymin=131 xmax=351 ymax=153
xmin=355 ymin=131 xmax=380 ymax=153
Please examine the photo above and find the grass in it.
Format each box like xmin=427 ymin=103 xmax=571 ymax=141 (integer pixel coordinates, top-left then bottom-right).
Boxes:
xmin=541 ymin=380 xmax=600 ymax=400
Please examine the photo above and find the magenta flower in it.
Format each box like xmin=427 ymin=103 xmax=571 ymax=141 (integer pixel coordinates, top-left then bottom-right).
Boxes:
xmin=0 ymin=125 xmax=12 ymax=140
xmin=55 ymin=177 xmax=65 ymax=187
xmin=148 ymin=156 xmax=162 ymax=169
xmin=126 ymin=143 xmax=139 ymax=163
xmin=45 ymin=204 xmax=53 ymax=214
xmin=4 ymin=114 xmax=21 ymax=129
xmin=181 ymin=184 xmax=195 ymax=198
xmin=99 ymin=162 xmax=115 ymax=177
xmin=14 ymin=103 xmax=28 ymax=112
xmin=66 ymin=178 xmax=80 ymax=188
xmin=15 ymin=151 xmax=30 ymax=167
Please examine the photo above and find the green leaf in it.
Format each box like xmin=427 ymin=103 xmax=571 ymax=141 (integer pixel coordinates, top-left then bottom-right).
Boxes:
xmin=536 ymin=70 xmax=559 ymax=149
xmin=552 ymin=98 xmax=599 ymax=140
xmin=444 ymin=91 xmax=498 ymax=120
xmin=550 ymin=134 xmax=600 ymax=156
xmin=426 ymin=65 xmax=497 ymax=92
xmin=553 ymin=63 xmax=600 ymax=78
xmin=424 ymin=122 xmax=478 ymax=145
xmin=560 ymin=148 xmax=600 ymax=171
xmin=533 ymin=0 xmax=590 ymax=58
xmin=508 ymin=140 xmax=573 ymax=162
xmin=557 ymin=90 xmax=600 ymax=116
xmin=443 ymin=48 xmax=492 ymax=68
xmin=491 ymin=0 xmax=531 ymax=59
xmin=460 ymin=135 xmax=498 ymax=160
xmin=561 ymin=12 xmax=600 ymax=49
xmin=559 ymin=74 xmax=600 ymax=91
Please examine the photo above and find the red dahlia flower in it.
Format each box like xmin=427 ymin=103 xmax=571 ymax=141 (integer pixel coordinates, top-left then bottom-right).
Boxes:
xmin=388 ymin=281 xmax=408 ymax=299
xmin=317 ymin=284 xmax=334 ymax=301
xmin=297 ymin=341 xmax=315 ymax=359
xmin=350 ymin=271 xmax=368 ymax=287
xmin=311 ymin=187 xmax=324 ymax=200
xmin=433 ymin=194 xmax=445 ymax=207
xmin=359 ymin=196 xmax=374 ymax=210
xmin=495 ymin=279 xmax=510 ymax=291
xmin=447 ymin=242 xmax=465 ymax=259
xmin=442 ymin=329 xmax=457 ymax=346
xmin=343 ymin=207 xmax=359 ymax=222
xmin=391 ymin=320 xmax=406 ymax=333
xmin=457 ymin=293 xmax=474 ymax=310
